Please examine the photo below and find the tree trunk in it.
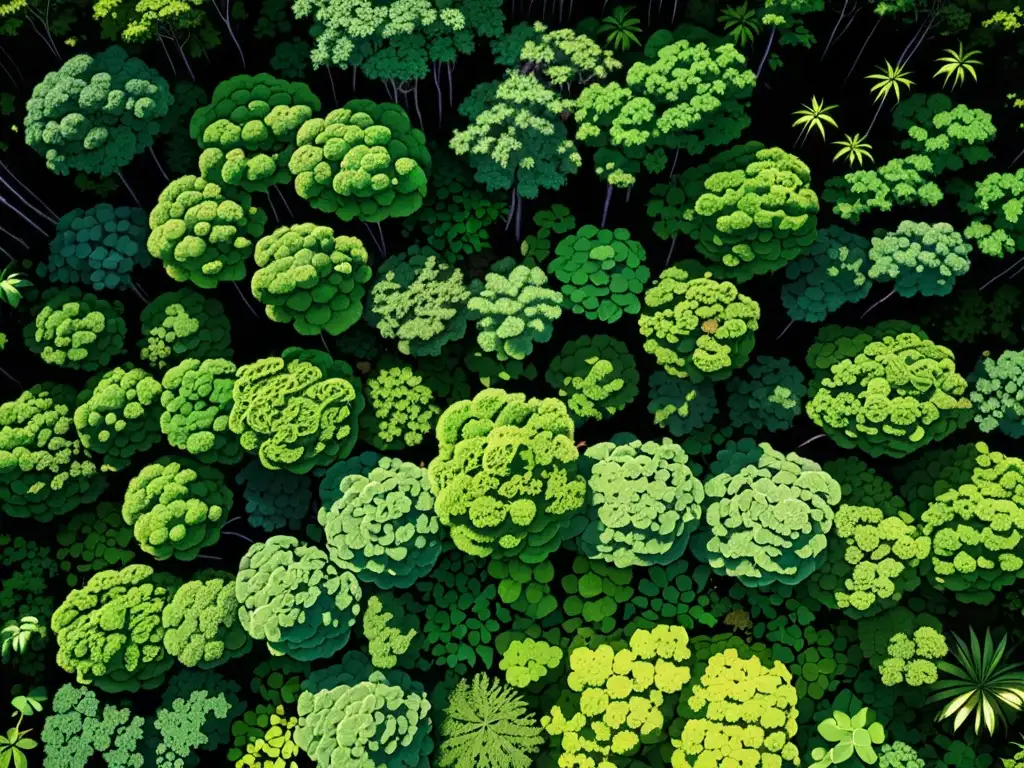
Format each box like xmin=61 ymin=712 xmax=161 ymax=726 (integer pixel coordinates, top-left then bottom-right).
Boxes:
xmin=116 ymin=171 xmax=142 ymax=206
xmin=600 ymin=184 xmax=613 ymax=227
xmin=755 ymin=27 xmax=776 ymax=79
xmin=821 ymin=0 xmax=851 ymax=59
xmin=148 ymin=147 xmax=169 ymax=181
xmin=844 ymin=16 xmax=881 ymax=84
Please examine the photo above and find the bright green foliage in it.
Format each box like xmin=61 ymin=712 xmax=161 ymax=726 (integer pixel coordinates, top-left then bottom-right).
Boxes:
xmin=251 ymin=657 xmax=311 ymax=708
xmin=0 ymin=384 xmax=105 ymax=521
xmin=879 ymin=626 xmax=948 ymax=686
xmin=50 ymin=564 xmax=178 ymax=693
xmin=823 ymin=505 xmax=930 ymax=617
xmin=400 ymin=151 xmax=505 ymax=258
xmin=295 ymin=661 xmax=433 ymax=768
xmin=806 ymin=330 xmax=971 ymax=458
xmin=56 ymin=502 xmax=135 ymax=585
xmin=428 ymin=388 xmax=586 ymax=562
xmin=879 ymin=742 xmax=926 ymax=768
xmin=139 ymin=289 xmax=233 ymax=371
xmin=867 ymin=220 xmax=972 ymax=298
xmin=514 ymin=20 xmax=621 ymax=86
xmin=24 ymin=287 xmax=126 ymax=371
xmin=24 ymin=46 xmax=172 ymax=175
xmin=639 ymin=264 xmax=760 ymax=381
xmin=646 ymin=373 xmax=729 ymax=452
xmin=959 ymin=171 xmax=1024 ymax=258
xmin=152 ymin=670 xmax=244 ymax=768
xmin=498 ymin=638 xmax=563 ymax=688
xmin=439 ymin=673 xmax=543 ymax=768
xmin=362 ymin=593 xmax=420 ymax=670
xmin=41 ymin=683 xmax=146 ymax=766
xmin=893 ymin=93 xmax=996 ymax=174
xmin=920 ymin=443 xmax=1024 ymax=604
xmin=236 ymin=535 xmax=362 ymax=661
xmin=289 ymin=99 xmax=431 ymax=222
xmin=803 ymin=321 xmax=926 ymax=375
xmin=160 ymin=358 xmax=241 ymax=466
xmin=546 ymin=335 xmax=639 ymax=424
xmin=415 ymin=550 xmax=511 ymax=672
xmin=694 ymin=442 xmax=841 ymax=587
xmin=229 ymin=348 xmax=364 ymax=473
xmin=725 ymin=355 xmax=807 ymax=434
xmin=823 ymin=155 xmax=942 ymax=224
xmin=896 ymin=442 xmax=985 ymax=518
xmin=970 ymin=350 xmax=1024 ymax=438
xmin=359 ymin=360 xmax=441 ymax=450
xmin=858 ymin=608 xmax=942 ymax=671
xmin=665 ymin=142 xmax=819 ymax=281
xmin=467 ymin=257 xmax=563 ymax=362
xmin=237 ymin=459 xmax=311 ymax=533
xmin=251 ymin=223 xmax=372 ymax=336
xmin=121 ymin=457 xmax=231 ymax=561
xmin=73 ymin=365 xmax=163 ymax=470
xmin=41 ymin=204 xmax=150 ymax=291
xmin=809 ymin=705 xmax=886 ymax=768
xmin=227 ymin=704 xmax=302 ymax=768
xmin=451 ymin=72 xmax=581 ymax=198
xmin=671 ymin=648 xmax=800 ymax=768
xmin=148 ymin=175 xmax=268 ymax=289
xmin=319 ymin=454 xmax=441 ymax=588
xmin=579 ymin=434 xmax=703 ymax=568
xmin=574 ymin=40 xmax=754 ymax=187
xmin=544 ymin=625 xmax=692 ymax=764
xmin=191 ymin=73 xmax=321 ymax=193
xmin=624 ymin=560 xmax=725 ymax=634
xmin=782 ymin=227 xmax=872 ymax=324
xmin=271 ymin=38 xmax=311 ymax=79
xmin=548 ymin=225 xmax=650 ymax=321
xmin=162 ymin=573 xmax=251 ymax=669
xmin=366 ymin=247 xmax=471 ymax=356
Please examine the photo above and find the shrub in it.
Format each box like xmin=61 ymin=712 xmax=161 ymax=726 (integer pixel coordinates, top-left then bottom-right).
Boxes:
xmin=160 ymin=358 xmax=242 ymax=465
xmin=41 ymin=204 xmax=150 ymax=291
xmin=646 ymin=373 xmax=730 ymax=452
xmin=548 ymin=225 xmax=650 ymax=322
xmin=121 ymin=457 xmax=231 ymax=561
xmin=139 ymin=289 xmax=233 ymax=371
xmin=0 ymin=384 xmax=105 ymax=521
xmin=959 ymin=170 xmax=1024 ymax=258
xmin=227 ymin=704 xmax=302 ymax=768
xmin=56 ymin=502 xmax=135 ymax=585
xmin=725 ymin=355 xmax=807 ymax=434
xmin=148 ymin=175 xmax=267 ymax=289
xmin=24 ymin=287 xmax=126 ymax=371
xmin=51 ymin=564 xmax=179 ymax=693
xmin=428 ymin=389 xmax=586 ymax=562
xmin=546 ymin=335 xmax=639 ymax=424
xmin=162 ymin=573 xmax=251 ymax=669
xmin=251 ymin=223 xmax=372 ymax=336
xmin=362 ymin=592 xmax=421 ymax=670
xmin=624 ymin=560 xmax=725 ymax=634
xmin=579 ymin=434 xmax=703 ymax=568
xmin=879 ymin=626 xmax=948 ymax=686
xmin=867 ymin=220 xmax=973 ymax=298
xmin=806 ymin=329 xmax=971 ymax=458
xmin=467 ymin=257 xmax=563 ymax=362
xmin=191 ymin=73 xmax=320 ymax=193
xmin=560 ymin=554 xmax=636 ymax=636
xmin=41 ymin=684 xmax=146 ymax=765
xmin=236 ymin=535 xmax=362 ymax=661
xmin=236 ymin=459 xmax=312 ymax=533
xmin=498 ymin=638 xmax=563 ymax=689
xmin=289 ymin=99 xmax=431 ymax=221
xmin=318 ymin=454 xmax=441 ymax=588
xmin=782 ymin=227 xmax=872 ymax=324
xmin=639 ymin=263 xmax=760 ymax=381
xmin=358 ymin=359 xmax=441 ymax=451
xmin=693 ymin=442 xmax=841 ymax=587
xmin=969 ymin=350 xmax=1024 ymax=438
xmin=365 ymin=246 xmax=472 ymax=357
xmin=229 ymin=348 xmax=364 ymax=473
xmin=73 ymin=365 xmax=163 ymax=470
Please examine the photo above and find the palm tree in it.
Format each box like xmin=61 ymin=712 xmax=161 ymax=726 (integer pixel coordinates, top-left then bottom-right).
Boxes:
xmin=866 ymin=60 xmax=915 ymax=104
xmin=0 ymin=264 xmax=29 ymax=309
xmin=599 ymin=6 xmax=643 ymax=52
xmin=792 ymin=96 xmax=839 ymax=142
xmin=929 ymin=627 xmax=1024 ymax=737
xmin=719 ymin=2 xmax=761 ymax=48
xmin=935 ymin=43 xmax=982 ymax=89
xmin=832 ymin=134 xmax=874 ymax=167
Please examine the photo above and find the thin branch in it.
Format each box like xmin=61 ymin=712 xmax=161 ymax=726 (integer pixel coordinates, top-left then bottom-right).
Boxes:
xmin=0 ymin=168 xmax=58 ymax=224
xmin=0 ymin=195 xmax=51 ymax=237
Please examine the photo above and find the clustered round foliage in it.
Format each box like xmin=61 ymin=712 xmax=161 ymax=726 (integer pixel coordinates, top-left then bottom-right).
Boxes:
xmin=806 ymin=329 xmax=972 ymax=458
xmin=467 ymin=257 xmax=564 ymax=362
xmin=359 ymin=360 xmax=441 ymax=451
xmin=694 ymin=442 xmax=841 ymax=587
xmin=24 ymin=287 xmax=126 ymax=371
xmin=548 ymin=225 xmax=650 ymax=322
xmin=879 ymin=626 xmax=948 ymax=686
xmin=148 ymin=175 xmax=268 ymax=289
xmin=319 ymin=453 xmax=440 ymax=588
xmin=56 ymin=502 xmax=135 ymax=584
xmin=74 ymin=364 xmax=164 ymax=470
xmin=191 ymin=73 xmax=321 ymax=193
xmin=121 ymin=457 xmax=232 ymax=561
xmin=546 ymin=335 xmax=640 ymax=424
xmin=229 ymin=348 xmax=364 ymax=473
xmin=41 ymin=204 xmax=151 ymax=291
xmin=639 ymin=263 xmax=760 ymax=381
xmin=868 ymin=220 xmax=973 ymax=298
xmin=0 ymin=384 xmax=105 ymax=521
xmin=162 ymin=573 xmax=251 ymax=669
xmin=139 ymin=289 xmax=233 ymax=372
xmin=251 ymin=223 xmax=372 ymax=336
xmin=725 ymin=355 xmax=807 ymax=434
xmin=970 ymin=350 xmax=1024 ymax=438
xmin=365 ymin=247 xmax=472 ymax=357
xmin=159 ymin=357 xmax=241 ymax=465
xmin=646 ymin=373 xmax=722 ymax=446
xmin=782 ymin=227 xmax=871 ymax=324
xmin=236 ymin=536 xmax=362 ymax=661
xmin=579 ymin=434 xmax=704 ymax=568
xmin=236 ymin=459 xmax=312 ymax=533
xmin=289 ymin=99 xmax=431 ymax=221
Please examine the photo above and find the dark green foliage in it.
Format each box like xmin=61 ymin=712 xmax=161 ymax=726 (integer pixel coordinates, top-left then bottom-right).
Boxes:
xmin=55 ymin=502 xmax=135 ymax=586
xmin=782 ymin=227 xmax=872 ymax=324
xmin=236 ymin=458 xmax=312 ymax=533
xmin=646 ymin=372 xmax=732 ymax=455
xmin=868 ymin=220 xmax=973 ymax=298
xmin=139 ymin=289 xmax=233 ymax=371
xmin=725 ymin=355 xmax=807 ymax=434
xmin=152 ymin=670 xmax=245 ymax=768
xmin=969 ymin=350 xmax=1024 ymax=438
xmin=546 ymin=334 xmax=639 ymax=424
xmin=935 ymin=286 xmax=1021 ymax=345
xmin=41 ymin=204 xmax=150 ymax=291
